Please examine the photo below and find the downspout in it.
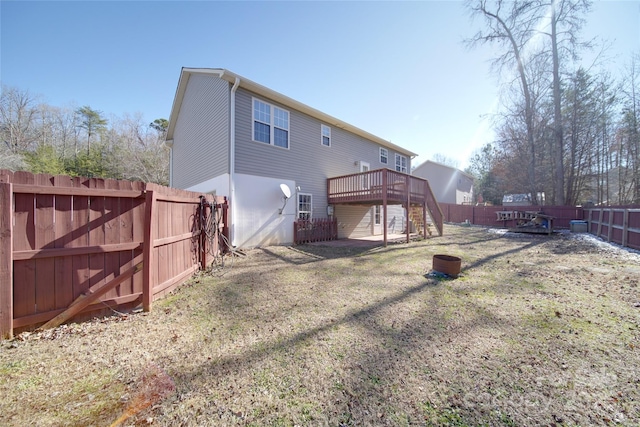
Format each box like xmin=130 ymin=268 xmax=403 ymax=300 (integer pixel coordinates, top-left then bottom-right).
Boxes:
xmin=166 ymin=139 xmax=174 ymax=187
xmin=229 ymin=76 xmax=240 ymax=247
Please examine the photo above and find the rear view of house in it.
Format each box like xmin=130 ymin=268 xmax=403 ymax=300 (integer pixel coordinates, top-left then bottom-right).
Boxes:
xmin=167 ymin=68 xmax=441 ymax=248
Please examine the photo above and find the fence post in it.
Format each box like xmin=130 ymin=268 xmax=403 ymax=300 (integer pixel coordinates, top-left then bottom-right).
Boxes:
xmin=199 ymin=196 xmax=206 ymax=269
xmin=0 ymin=176 xmax=13 ymax=339
xmin=142 ymin=184 xmax=157 ymax=312
xmin=622 ymin=209 xmax=629 ymax=248
xmin=222 ymin=197 xmax=230 ymax=252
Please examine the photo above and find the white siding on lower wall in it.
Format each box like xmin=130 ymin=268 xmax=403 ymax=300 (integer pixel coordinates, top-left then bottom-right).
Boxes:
xmin=234 ymin=174 xmax=296 ymax=248
xmin=185 ymin=174 xmax=230 ymax=196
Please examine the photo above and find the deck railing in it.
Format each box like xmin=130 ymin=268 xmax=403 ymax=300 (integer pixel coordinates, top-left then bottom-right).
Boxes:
xmin=327 ymin=168 xmax=443 ymax=235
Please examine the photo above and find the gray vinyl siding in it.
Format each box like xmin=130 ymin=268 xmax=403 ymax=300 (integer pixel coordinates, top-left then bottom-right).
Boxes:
xmin=234 ymin=87 xmax=411 ymax=220
xmin=172 ymin=74 xmax=230 ymax=189
xmin=335 ymin=206 xmax=371 ymax=238
xmin=386 ymin=205 xmax=406 ymax=233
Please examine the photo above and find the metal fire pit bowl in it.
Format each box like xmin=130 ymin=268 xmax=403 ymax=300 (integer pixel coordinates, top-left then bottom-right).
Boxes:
xmin=432 ymin=254 xmax=462 ymax=277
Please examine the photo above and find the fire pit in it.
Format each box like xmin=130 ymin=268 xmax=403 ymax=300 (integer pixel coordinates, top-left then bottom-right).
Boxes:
xmin=432 ymin=254 xmax=462 ymax=277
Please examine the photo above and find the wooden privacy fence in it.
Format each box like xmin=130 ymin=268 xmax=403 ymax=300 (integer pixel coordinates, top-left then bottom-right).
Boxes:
xmin=440 ymin=203 xmax=585 ymax=229
xmin=585 ymin=207 xmax=640 ymax=250
xmin=293 ymin=218 xmax=338 ymax=244
xmin=0 ymin=170 xmax=229 ymax=339
xmin=440 ymin=203 xmax=640 ymax=250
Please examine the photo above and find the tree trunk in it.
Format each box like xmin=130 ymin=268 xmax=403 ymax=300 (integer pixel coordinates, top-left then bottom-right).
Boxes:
xmin=551 ymin=3 xmax=565 ymax=205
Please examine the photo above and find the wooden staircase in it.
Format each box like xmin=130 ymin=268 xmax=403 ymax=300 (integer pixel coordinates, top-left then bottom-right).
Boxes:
xmin=409 ymin=206 xmax=432 ymax=237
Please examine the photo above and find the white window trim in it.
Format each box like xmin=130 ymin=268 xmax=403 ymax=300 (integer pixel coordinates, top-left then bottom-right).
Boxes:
xmin=297 ymin=193 xmax=312 ymax=220
xmin=395 ymin=154 xmax=407 ymax=173
xmin=374 ymin=205 xmax=381 ymax=225
xmin=321 ymin=124 xmax=331 ymax=147
xmin=251 ymin=97 xmax=290 ymax=149
xmin=380 ymin=147 xmax=388 ymax=165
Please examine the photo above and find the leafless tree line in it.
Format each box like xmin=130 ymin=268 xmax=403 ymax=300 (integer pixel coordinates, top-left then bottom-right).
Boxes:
xmin=0 ymin=85 xmax=169 ymax=185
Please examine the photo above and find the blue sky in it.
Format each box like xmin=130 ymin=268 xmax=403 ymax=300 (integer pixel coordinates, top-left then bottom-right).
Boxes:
xmin=2 ymin=1 xmax=638 ymax=169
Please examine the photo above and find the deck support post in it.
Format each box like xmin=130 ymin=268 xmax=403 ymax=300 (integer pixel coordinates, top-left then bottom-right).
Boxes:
xmin=423 ymin=202 xmax=427 ymax=239
xmin=406 ymin=178 xmax=411 ymax=244
xmin=382 ymin=170 xmax=388 ymax=247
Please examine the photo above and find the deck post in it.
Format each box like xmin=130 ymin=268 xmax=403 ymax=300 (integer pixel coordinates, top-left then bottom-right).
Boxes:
xmin=406 ymin=177 xmax=410 ymax=244
xmin=423 ymin=201 xmax=427 ymax=239
xmin=383 ymin=170 xmax=388 ymax=247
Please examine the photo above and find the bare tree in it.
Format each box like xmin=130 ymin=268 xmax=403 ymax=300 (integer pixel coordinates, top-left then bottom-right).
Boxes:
xmin=466 ymin=0 xmax=544 ymax=203
xmin=466 ymin=0 xmax=592 ymax=205
xmin=0 ymin=85 xmax=39 ymax=153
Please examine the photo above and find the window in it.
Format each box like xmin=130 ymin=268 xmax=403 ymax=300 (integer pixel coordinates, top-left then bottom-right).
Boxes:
xmin=253 ymin=98 xmax=289 ymax=148
xmin=374 ymin=205 xmax=381 ymax=225
xmin=298 ymin=193 xmax=312 ymax=220
xmin=321 ymin=124 xmax=331 ymax=147
xmin=380 ymin=148 xmax=388 ymax=164
xmin=395 ymin=154 xmax=407 ymax=173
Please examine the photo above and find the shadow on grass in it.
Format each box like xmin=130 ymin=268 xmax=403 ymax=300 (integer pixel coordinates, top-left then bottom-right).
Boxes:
xmin=167 ymin=227 xmax=554 ymax=424
xmin=460 ymin=239 xmax=547 ymax=274
xmin=261 ymin=242 xmax=426 ymax=264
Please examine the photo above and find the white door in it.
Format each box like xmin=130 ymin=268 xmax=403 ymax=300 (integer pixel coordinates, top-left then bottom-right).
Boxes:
xmin=360 ymin=161 xmax=370 ymax=189
xmin=373 ymin=205 xmax=382 ymax=235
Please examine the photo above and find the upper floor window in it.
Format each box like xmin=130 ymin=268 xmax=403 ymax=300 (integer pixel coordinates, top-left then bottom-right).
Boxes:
xmin=321 ymin=124 xmax=331 ymax=147
xmin=253 ymin=98 xmax=289 ymax=149
xmin=395 ymin=154 xmax=407 ymax=173
xmin=380 ymin=148 xmax=388 ymax=164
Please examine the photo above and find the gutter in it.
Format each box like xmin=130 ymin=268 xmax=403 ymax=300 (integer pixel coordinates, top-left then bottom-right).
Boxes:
xmin=228 ymin=76 xmax=240 ymax=248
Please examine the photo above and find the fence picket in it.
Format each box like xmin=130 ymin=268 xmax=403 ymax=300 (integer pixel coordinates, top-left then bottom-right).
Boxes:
xmin=34 ymin=174 xmax=56 ymax=314
xmin=53 ymin=175 xmax=74 ymax=310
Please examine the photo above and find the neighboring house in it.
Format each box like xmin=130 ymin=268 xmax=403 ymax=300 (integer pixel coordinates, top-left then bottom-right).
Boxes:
xmin=502 ymin=192 xmax=546 ymax=207
xmin=412 ymin=160 xmax=474 ymax=205
xmin=166 ymin=68 xmax=438 ymax=248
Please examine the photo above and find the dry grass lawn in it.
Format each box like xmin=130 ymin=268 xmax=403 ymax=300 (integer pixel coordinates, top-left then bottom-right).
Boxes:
xmin=1 ymin=224 xmax=639 ymax=426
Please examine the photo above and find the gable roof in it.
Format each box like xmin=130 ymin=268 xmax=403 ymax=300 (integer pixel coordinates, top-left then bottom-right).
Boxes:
xmin=413 ymin=159 xmax=474 ymax=180
xmin=166 ymin=67 xmax=417 ymax=157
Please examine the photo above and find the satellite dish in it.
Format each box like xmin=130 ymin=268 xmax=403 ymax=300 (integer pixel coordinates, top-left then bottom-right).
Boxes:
xmin=280 ymin=183 xmax=291 ymax=199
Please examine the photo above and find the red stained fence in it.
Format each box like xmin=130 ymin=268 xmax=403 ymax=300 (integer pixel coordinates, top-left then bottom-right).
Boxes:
xmin=293 ymin=218 xmax=338 ymax=244
xmin=440 ymin=203 xmax=585 ymax=229
xmin=440 ymin=203 xmax=640 ymax=250
xmin=585 ymin=208 xmax=640 ymax=251
xmin=0 ymin=170 xmax=229 ymax=339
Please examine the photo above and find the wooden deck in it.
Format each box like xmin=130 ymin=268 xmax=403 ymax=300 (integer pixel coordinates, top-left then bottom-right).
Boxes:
xmin=327 ymin=168 xmax=443 ymax=245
